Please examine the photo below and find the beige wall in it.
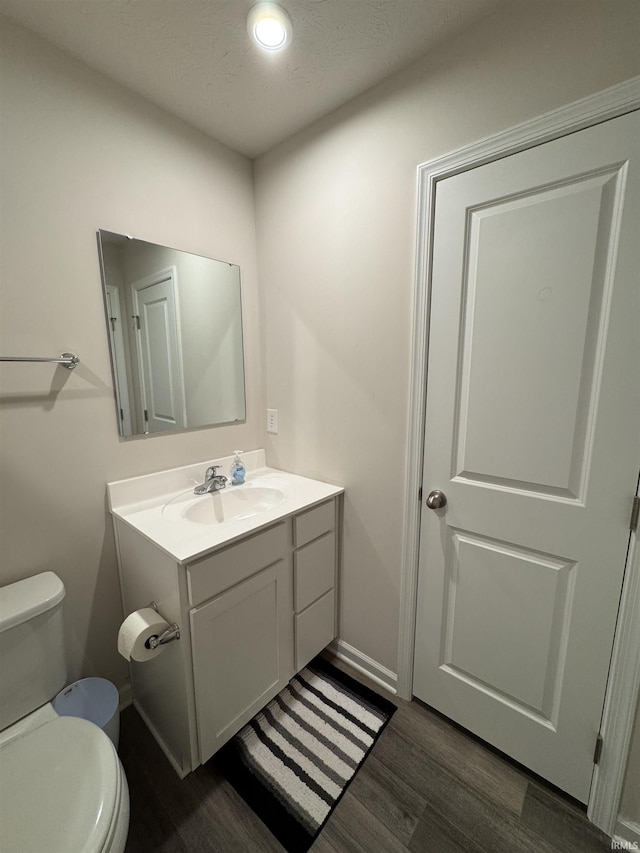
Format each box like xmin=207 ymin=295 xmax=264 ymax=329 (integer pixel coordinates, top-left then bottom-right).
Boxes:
xmin=0 ymin=18 xmax=263 ymax=686
xmin=253 ymin=0 xmax=640 ymax=819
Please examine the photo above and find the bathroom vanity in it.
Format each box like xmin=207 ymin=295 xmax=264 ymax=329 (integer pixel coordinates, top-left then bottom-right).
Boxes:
xmin=107 ymin=451 xmax=343 ymax=777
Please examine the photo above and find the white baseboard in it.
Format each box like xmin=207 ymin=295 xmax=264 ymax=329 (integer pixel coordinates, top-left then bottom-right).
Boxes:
xmin=325 ymin=639 xmax=397 ymax=696
xmin=133 ymin=699 xmax=190 ymax=778
xmin=614 ymin=817 xmax=640 ymax=848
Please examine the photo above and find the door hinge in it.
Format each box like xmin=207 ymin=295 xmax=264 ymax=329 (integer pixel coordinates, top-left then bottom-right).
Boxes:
xmin=119 ymin=408 xmax=124 ymax=422
xmin=593 ymin=733 xmax=603 ymax=765
xmin=110 ymin=316 xmax=117 ymax=332
xmin=144 ymin=409 xmax=148 ymax=423
xmin=133 ymin=314 xmax=141 ymax=330
xmin=418 ymin=486 xmax=423 ymax=503
xmin=630 ymin=496 xmax=640 ymax=532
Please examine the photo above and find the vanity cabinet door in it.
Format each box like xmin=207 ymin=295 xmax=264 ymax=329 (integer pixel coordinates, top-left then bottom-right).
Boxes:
xmin=190 ymin=560 xmax=290 ymax=764
xmin=295 ymin=589 xmax=336 ymax=671
xmin=294 ymin=531 xmax=335 ymax=611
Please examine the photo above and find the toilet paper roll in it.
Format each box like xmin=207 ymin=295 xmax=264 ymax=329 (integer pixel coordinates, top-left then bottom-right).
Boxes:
xmin=117 ymin=608 xmax=170 ymax=662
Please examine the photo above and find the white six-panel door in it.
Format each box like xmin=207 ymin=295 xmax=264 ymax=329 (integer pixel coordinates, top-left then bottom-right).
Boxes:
xmin=413 ymin=110 xmax=639 ymax=802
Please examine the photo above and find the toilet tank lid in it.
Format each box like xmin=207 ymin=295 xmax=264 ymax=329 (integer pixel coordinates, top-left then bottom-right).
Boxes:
xmin=0 ymin=572 xmax=65 ymax=633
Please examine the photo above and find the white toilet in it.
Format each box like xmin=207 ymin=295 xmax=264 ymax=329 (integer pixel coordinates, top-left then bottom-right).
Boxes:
xmin=0 ymin=572 xmax=130 ymax=853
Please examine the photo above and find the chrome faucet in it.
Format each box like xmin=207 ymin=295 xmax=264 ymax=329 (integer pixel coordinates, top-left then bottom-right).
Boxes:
xmin=194 ymin=465 xmax=228 ymax=495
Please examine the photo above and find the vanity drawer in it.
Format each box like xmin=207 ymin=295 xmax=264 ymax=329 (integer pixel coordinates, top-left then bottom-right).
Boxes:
xmin=295 ymin=589 xmax=336 ymax=671
xmin=187 ymin=522 xmax=288 ymax=606
xmin=294 ymin=499 xmax=335 ymax=548
xmin=294 ymin=531 xmax=335 ymax=612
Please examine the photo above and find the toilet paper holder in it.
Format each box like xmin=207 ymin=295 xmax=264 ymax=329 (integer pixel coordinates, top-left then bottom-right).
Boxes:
xmin=144 ymin=601 xmax=181 ymax=650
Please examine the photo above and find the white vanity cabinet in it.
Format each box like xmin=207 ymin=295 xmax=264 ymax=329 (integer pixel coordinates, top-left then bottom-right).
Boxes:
xmin=111 ymin=479 xmax=341 ymax=778
xmin=187 ymin=522 xmax=293 ymax=764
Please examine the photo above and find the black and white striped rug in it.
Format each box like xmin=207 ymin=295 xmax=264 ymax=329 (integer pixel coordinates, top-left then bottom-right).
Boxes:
xmin=215 ymin=657 xmax=396 ymax=852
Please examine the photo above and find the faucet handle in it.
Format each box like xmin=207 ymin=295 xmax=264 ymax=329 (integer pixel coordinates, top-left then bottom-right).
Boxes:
xmin=205 ymin=465 xmax=220 ymax=479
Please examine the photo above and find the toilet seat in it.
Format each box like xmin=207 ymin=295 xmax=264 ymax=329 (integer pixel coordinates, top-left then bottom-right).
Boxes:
xmin=0 ymin=715 xmax=123 ymax=853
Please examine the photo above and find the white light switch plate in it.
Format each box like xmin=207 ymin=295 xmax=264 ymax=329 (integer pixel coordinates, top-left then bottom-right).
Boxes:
xmin=267 ymin=408 xmax=278 ymax=434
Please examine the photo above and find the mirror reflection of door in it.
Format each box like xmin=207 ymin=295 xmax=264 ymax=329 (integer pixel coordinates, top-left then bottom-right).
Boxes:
xmin=131 ymin=267 xmax=187 ymax=434
xmin=97 ymin=230 xmax=247 ymax=438
xmin=104 ymin=285 xmax=133 ymax=436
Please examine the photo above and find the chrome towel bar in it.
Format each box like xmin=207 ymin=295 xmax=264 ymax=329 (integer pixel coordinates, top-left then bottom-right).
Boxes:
xmin=0 ymin=352 xmax=80 ymax=369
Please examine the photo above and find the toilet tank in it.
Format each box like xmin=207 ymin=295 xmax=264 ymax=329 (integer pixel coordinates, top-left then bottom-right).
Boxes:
xmin=0 ymin=572 xmax=67 ymax=730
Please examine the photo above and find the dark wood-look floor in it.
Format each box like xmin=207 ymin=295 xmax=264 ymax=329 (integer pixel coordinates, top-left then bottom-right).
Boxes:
xmin=120 ymin=660 xmax=611 ymax=853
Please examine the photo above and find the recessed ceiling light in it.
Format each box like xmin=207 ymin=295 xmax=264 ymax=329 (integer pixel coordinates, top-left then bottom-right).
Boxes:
xmin=247 ymin=2 xmax=293 ymax=51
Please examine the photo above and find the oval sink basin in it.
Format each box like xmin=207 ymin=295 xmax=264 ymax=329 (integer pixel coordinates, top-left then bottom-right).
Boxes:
xmin=186 ymin=486 xmax=285 ymax=524
xmin=164 ymin=484 xmax=286 ymax=526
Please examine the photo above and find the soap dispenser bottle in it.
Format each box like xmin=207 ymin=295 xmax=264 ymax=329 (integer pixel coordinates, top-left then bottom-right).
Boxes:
xmin=230 ymin=450 xmax=245 ymax=485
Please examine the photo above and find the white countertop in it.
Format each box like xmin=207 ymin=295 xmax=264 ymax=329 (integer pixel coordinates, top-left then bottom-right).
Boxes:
xmin=107 ymin=452 xmax=343 ymax=564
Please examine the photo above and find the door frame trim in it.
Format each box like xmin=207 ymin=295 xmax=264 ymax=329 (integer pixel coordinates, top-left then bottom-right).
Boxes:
xmin=104 ymin=284 xmax=133 ymax=436
xmin=397 ymin=75 xmax=640 ymax=835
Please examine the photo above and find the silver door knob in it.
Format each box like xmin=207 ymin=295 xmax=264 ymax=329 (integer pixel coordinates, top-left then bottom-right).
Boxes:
xmin=426 ymin=489 xmax=447 ymax=509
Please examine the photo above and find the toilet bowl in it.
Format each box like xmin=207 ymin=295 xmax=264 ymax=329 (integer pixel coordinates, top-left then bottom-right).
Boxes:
xmin=0 ymin=573 xmax=130 ymax=852
xmin=0 ymin=714 xmax=129 ymax=853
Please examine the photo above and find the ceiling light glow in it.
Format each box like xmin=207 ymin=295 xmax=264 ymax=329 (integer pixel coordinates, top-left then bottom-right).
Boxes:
xmin=247 ymin=2 xmax=292 ymax=51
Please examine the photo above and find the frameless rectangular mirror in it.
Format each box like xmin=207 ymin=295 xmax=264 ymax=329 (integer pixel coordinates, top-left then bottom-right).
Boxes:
xmin=97 ymin=230 xmax=246 ymax=437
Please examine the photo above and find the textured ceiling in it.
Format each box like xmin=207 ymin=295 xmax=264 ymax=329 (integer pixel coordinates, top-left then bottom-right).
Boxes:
xmin=0 ymin=0 xmax=501 ymax=158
